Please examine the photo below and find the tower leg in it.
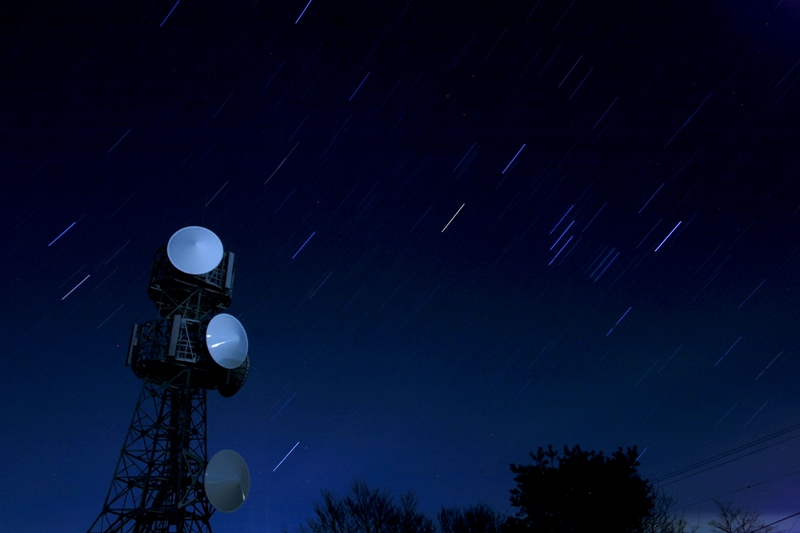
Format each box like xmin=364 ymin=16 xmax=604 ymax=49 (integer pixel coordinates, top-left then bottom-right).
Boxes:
xmin=87 ymin=374 xmax=214 ymax=533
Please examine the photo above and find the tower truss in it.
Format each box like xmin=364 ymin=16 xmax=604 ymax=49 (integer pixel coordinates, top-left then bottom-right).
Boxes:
xmin=87 ymin=377 xmax=213 ymax=533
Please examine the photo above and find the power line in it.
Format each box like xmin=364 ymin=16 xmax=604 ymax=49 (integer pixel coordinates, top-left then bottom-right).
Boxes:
xmin=653 ymin=420 xmax=800 ymax=484
xmin=674 ymin=467 xmax=800 ymax=510
xmin=659 ymin=432 xmax=800 ymax=486
xmin=753 ymin=510 xmax=800 ymax=532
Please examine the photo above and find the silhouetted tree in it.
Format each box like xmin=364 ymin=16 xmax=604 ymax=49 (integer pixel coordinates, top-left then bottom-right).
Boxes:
xmin=641 ymin=491 xmax=699 ymax=533
xmin=708 ymin=500 xmax=777 ymax=533
xmin=289 ymin=480 xmax=435 ymax=533
xmin=438 ymin=504 xmax=503 ymax=533
xmin=502 ymin=444 xmax=655 ymax=533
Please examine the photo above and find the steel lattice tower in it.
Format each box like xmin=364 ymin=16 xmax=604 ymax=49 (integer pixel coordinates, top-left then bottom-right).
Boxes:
xmin=88 ymin=229 xmax=250 ymax=533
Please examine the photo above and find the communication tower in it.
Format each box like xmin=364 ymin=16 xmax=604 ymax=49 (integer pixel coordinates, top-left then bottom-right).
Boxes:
xmin=88 ymin=226 xmax=251 ymax=533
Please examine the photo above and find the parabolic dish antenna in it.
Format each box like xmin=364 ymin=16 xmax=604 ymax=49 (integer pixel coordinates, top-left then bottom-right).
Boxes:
xmin=167 ymin=226 xmax=224 ymax=275
xmin=206 ymin=313 xmax=248 ymax=369
xmin=205 ymin=449 xmax=250 ymax=513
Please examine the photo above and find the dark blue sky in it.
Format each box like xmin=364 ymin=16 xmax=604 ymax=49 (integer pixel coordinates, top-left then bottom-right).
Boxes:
xmin=2 ymin=0 xmax=800 ymax=531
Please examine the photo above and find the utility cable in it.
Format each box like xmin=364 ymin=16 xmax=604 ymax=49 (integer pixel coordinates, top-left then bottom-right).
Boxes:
xmin=653 ymin=420 xmax=800 ymax=483
xmin=658 ymin=432 xmax=800 ymax=486
xmin=753 ymin=510 xmax=800 ymax=532
xmin=674 ymin=467 xmax=800 ymax=510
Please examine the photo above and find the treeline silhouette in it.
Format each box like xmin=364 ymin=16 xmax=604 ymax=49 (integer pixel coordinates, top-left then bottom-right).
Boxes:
xmin=284 ymin=445 xmax=778 ymax=533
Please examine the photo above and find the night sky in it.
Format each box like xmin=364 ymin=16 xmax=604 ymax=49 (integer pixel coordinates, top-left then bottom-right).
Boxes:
xmin=2 ymin=0 xmax=800 ymax=531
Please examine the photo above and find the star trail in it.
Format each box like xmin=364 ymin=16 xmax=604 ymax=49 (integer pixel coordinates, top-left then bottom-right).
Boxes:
xmin=2 ymin=0 xmax=800 ymax=532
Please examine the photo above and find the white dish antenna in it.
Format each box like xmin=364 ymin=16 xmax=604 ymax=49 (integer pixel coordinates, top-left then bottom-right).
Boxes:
xmin=206 ymin=314 xmax=248 ymax=369
xmin=167 ymin=226 xmax=224 ymax=275
xmin=205 ymin=449 xmax=250 ymax=513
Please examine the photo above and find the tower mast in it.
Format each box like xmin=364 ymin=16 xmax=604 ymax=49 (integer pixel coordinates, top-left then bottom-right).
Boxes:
xmin=88 ymin=227 xmax=250 ymax=533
